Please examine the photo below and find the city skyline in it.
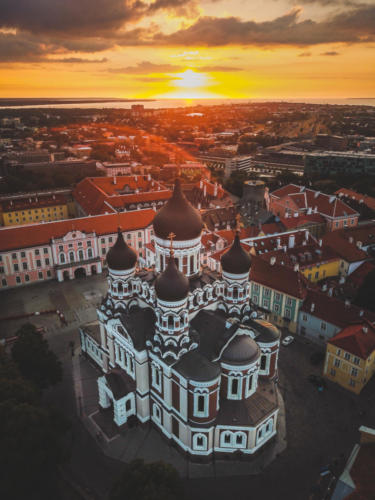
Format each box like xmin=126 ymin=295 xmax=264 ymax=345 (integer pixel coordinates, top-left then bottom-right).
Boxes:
xmin=0 ymin=0 xmax=374 ymax=99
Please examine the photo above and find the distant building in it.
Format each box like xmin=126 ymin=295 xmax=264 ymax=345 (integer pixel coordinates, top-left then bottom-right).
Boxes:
xmin=324 ymin=321 xmax=375 ymax=394
xmin=315 ymin=134 xmax=348 ymax=151
xmin=298 ymin=289 xmax=375 ymax=345
xmin=0 ymin=210 xmax=155 ymax=288
xmin=96 ymin=162 xmax=132 ymax=177
xmin=269 ymin=184 xmax=359 ymax=231
xmin=305 ymin=151 xmax=375 ymax=176
xmin=0 ymin=189 xmax=75 ymax=227
xmin=73 ymin=175 xmax=171 ymax=216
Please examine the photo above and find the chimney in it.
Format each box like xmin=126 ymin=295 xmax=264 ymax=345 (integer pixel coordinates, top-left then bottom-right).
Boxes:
xmin=294 ymin=263 xmax=299 ymax=272
xmin=305 ymin=230 xmax=309 ymax=241
xmin=363 ymin=326 xmax=368 ymax=334
xmin=277 ymin=237 xmax=281 ymax=248
xmin=359 ymin=309 xmax=364 ymax=317
xmin=339 ymin=276 xmax=345 ymax=284
xmin=349 ymin=236 xmax=354 ymax=244
xmin=345 ymin=299 xmax=350 ymax=308
xmin=328 ymin=287 xmax=333 ymax=297
xmin=283 ymin=245 xmax=287 ymax=253
xmin=311 ymin=303 xmax=315 ymax=312
xmin=214 ymin=182 xmax=218 ymax=197
xmin=294 ymin=212 xmax=298 ymax=218
xmin=270 ymin=256 xmax=276 ymax=266
xmin=322 ymin=283 xmax=327 ymax=291
xmin=318 ymin=239 xmax=322 ymax=247
xmin=289 ymin=234 xmax=295 ymax=248
xmin=113 ymin=176 xmax=117 ymax=185
xmin=357 ymin=241 xmax=362 ymax=248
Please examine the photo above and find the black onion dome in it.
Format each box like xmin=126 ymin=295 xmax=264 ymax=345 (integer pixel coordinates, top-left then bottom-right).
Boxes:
xmin=153 ymin=179 xmax=203 ymax=241
xmin=221 ymin=334 xmax=260 ymax=365
xmin=106 ymin=228 xmax=137 ymax=271
xmin=221 ymin=233 xmax=252 ymax=274
xmin=155 ymin=255 xmax=189 ymax=302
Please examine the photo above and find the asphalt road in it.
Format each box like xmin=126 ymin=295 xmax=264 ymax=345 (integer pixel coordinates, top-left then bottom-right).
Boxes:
xmin=1 ymin=275 xmax=374 ymax=500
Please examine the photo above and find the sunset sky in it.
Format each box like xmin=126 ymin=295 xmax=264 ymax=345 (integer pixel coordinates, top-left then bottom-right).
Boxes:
xmin=0 ymin=0 xmax=374 ymax=99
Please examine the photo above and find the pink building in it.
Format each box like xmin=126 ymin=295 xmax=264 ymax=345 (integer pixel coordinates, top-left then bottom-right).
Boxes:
xmin=0 ymin=210 xmax=155 ymax=289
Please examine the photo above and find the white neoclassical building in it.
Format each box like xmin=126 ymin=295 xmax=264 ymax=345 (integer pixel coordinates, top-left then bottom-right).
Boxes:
xmin=80 ymin=180 xmax=281 ymax=460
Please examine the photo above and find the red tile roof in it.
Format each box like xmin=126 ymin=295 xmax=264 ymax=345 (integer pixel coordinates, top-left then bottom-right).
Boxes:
xmin=345 ymin=442 xmax=375 ymax=500
xmin=250 ymin=255 xmax=308 ymax=299
xmin=73 ymin=176 xmax=171 ymax=215
xmin=258 ymin=242 xmax=340 ymax=269
xmin=301 ymin=289 xmax=375 ymax=328
xmin=0 ymin=210 xmax=155 ymax=252
xmin=329 ymin=322 xmax=375 ymax=359
xmin=1 ymin=194 xmax=69 ymax=212
xmin=336 ymin=188 xmax=375 ymax=211
xmin=347 ymin=261 xmax=375 ymax=289
xmin=271 ymin=184 xmax=358 ymax=218
xmin=323 ymin=231 xmax=368 ymax=263
xmin=280 ymin=212 xmax=326 ymax=230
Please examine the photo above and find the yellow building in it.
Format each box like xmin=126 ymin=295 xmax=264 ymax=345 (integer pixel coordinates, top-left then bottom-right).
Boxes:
xmin=0 ymin=192 xmax=74 ymax=226
xmin=300 ymin=255 xmax=341 ymax=283
xmin=324 ymin=322 xmax=375 ymax=394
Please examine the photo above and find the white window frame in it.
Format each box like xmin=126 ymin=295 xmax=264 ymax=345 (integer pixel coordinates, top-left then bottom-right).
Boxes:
xmin=192 ymin=433 xmax=208 ymax=451
xmin=151 ymin=363 xmax=162 ymax=392
xmin=227 ymin=375 xmax=242 ymax=400
xmin=193 ymin=390 xmax=209 ymax=418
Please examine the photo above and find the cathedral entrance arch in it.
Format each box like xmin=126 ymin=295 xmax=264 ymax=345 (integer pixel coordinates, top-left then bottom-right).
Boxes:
xmin=63 ymin=270 xmax=70 ymax=281
xmin=74 ymin=267 xmax=86 ymax=279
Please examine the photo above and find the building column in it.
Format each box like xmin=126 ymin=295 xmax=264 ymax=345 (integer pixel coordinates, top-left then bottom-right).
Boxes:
xmin=113 ymin=399 xmax=127 ymax=426
xmin=107 ymin=336 xmax=115 ymax=367
xmin=99 ymin=322 xmax=106 ymax=349
xmin=98 ymin=377 xmax=111 ymax=409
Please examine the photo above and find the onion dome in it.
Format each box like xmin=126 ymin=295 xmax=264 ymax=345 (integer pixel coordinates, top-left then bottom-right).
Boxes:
xmin=221 ymin=233 xmax=252 ymax=275
xmin=106 ymin=228 xmax=137 ymax=271
xmin=153 ymin=178 xmax=203 ymax=241
xmin=155 ymin=254 xmax=189 ymax=302
xmin=221 ymin=334 xmax=260 ymax=365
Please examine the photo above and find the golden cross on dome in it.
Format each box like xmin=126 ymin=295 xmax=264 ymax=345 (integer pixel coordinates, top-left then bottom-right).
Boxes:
xmin=168 ymin=232 xmax=176 ymax=255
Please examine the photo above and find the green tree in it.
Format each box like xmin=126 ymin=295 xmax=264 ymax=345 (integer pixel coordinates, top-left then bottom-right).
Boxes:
xmin=11 ymin=323 xmax=62 ymax=389
xmin=109 ymin=459 xmax=182 ymax=500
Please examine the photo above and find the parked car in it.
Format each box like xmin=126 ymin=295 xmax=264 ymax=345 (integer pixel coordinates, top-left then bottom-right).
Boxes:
xmin=308 ymin=374 xmax=327 ymax=389
xmin=282 ymin=335 xmax=295 ymax=346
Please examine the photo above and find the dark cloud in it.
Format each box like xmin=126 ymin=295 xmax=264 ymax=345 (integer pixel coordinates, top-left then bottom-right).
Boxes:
xmin=298 ymin=51 xmax=312 ymax=56
xmin=51 ymin=57 xmax=108 ymax=63
xmin=148 ymin=5 xmax=375 ymax=46
xmin=108 ymin=61 xmax=184 ymax=73
xmin=320 ymin=51 xmax=340 ymax=55
xmin=0 ymin=32 xmax=57 ymax=62
xmin=198 ymin=65 xmax=242 ymax=71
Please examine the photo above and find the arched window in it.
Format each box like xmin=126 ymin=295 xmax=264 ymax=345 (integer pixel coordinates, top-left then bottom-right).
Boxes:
xmin=152 ymin=404 xmax=161 ymax=423
xmin=235 ymin=432 xmax=246 ymax=448
xmin=78 ymin=249 xmax=84 ymax=261
xmin=233 ymin=288 xmax=238 ymax=300
xmin=151 ymin=364 xmax=162 ymax=391
xmin=221 ymin=431 xmax=233 ymax=447
xmin=246 ymin=374 xmax=254 ymax=396
xmin=228 ymin=375 xmax=242 ymax=400
xmin=69 ymin=251 xmax=74 ymax=262
xmin=193 ymin=433 xmax=208 ymax=451
xmin=193 ymin=389 xmax=209 ymax=417
xmin=168 ymin=315 xmax=174 ymax=329
xmin=118 ymin=282 xmax=123 ymax=294
xmin=260 ymin=355 xmax=267 ymax=371
xmin=87 ymin=248 xmax=93 ymax=258
xmin=59 ymin=253 xmax=65 ymax=264
xmin=190 ymin=254 xmax=194 ymax=274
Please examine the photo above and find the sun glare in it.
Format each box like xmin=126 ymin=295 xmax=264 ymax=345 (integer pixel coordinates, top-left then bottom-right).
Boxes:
xmin=173 ymin=69 xmax=208 ymax=89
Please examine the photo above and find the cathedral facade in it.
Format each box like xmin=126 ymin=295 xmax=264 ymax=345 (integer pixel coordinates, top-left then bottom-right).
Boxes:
xmin=80 ymin=179 xmax=281 ymax=460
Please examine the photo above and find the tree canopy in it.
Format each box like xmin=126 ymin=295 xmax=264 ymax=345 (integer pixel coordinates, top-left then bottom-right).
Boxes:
xmin=109 ymin=459 xmax=182 ymax=500
xmin=11 ymin=323 xmax=62 ymax=389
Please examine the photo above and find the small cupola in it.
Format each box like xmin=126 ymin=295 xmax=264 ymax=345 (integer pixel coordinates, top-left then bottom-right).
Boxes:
xmin=221 ymin=232 xmax=252 ymax=275
xmin=155 ymin=250 xmax=189 ymax=302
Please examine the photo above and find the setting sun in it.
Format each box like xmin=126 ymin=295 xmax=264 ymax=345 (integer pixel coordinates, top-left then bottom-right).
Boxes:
xmin=173 ymin=69 xmax=208 ymax=89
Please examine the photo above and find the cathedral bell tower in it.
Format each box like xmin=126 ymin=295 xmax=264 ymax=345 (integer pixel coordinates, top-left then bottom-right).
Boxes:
xmin=147 ymin=233 xmax=197 ymax=362
xmin=220 ymin=216 xmax=252 ymax=319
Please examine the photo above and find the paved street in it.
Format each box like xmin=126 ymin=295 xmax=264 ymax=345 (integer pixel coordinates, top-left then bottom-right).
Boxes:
xmin=1 ymin=275 xmax=374 ymax=500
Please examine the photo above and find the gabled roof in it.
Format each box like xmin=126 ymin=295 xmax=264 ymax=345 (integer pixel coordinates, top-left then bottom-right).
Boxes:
xmin=271 ymin=184 xmax=359 ymax=219
xmin=301 ymin=289 xmax=375 ymax=328
xmin=258 ymin=242 xmax=340 ymax=269
xmin=323 ymin=232 xmax=368 ymax=263
xmin=329 ymin=322 xmax=375 ymax=360
xmin=336 ymin=188 xmax=375 ymax=211
xmin=250 ymin=255 xmax=308 ymax=299
xmin=280 ymin=212 xmax=326 ymax=230
xmin=0 ymin=209 xmax=155 ymax=252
